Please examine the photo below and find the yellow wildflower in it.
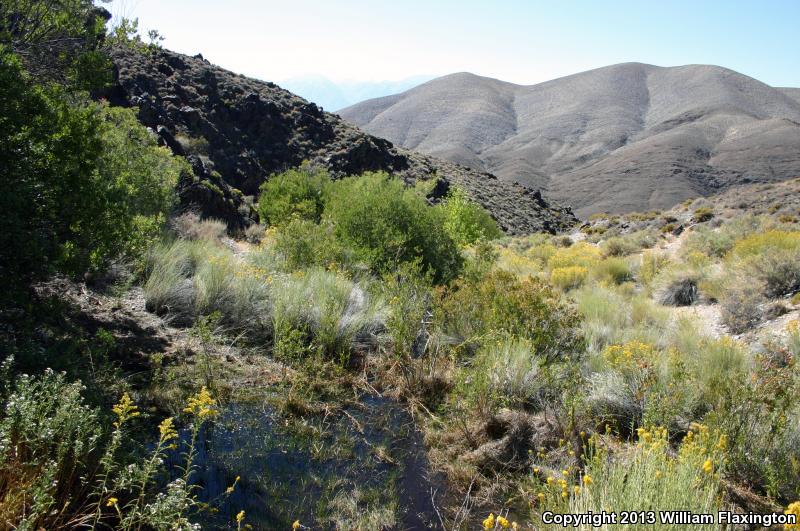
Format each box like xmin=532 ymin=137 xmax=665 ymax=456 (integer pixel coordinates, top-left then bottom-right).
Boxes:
xmin=702 ymin=459 xmax=713 ymax=474
xmin=512 ymin=523 xmax=519 ymax=530
xmin=497 ymin=515 xmax=510 ymax=528
xmin=184 ymin=386 xmax=218 ymax=420
xmin=574 ymin=486 xmax=581 ymax=495
xmin=582 ymin=475 xmax=593 ymax=486
xmin=292 ymin=520 xmax=301 ymax=530
xmin=655 ymin=470 xmax=663 ymax=479
xmin=106 ymin=497 xmax=118 ymax=507
xmin=236 ymin=511 xmax=245 ymax=523
xmin=483 ymin=513 xmax=495 ymax=530
xmin=112 ymin=393 xmax=140 ymax=427
xmin=533 ymin=467 xmax=540 ymax=474
xmin=785 ymin=501 xmax=800 ymax=530
xmin=158 ymin=417 xmax=177 ymax=442
xmin=546 ymin=476 xmax=554 ymax=485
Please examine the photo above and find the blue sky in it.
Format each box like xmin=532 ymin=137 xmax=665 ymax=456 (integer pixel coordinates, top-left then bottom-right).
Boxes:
xmin=108 ymin=0 xmax=800 ymax=87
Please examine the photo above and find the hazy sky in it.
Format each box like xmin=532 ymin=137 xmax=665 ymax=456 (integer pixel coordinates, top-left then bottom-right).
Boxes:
xmin=107 ymin=0 xmax=800 ymax=87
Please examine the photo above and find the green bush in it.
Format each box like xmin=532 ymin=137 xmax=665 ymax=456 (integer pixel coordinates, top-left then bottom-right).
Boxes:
xmin=0 ymin=52 xmax=183 ymax=285
xmin=436 ymin=271 xmax=583 ymax=363
xmin=257 ymin=166 xmax=330 ymax=226
xmin=326 ymin=172 xmax=463 ymax=283
xmin=273 ymin=219 xmax=349 ymax=271
xmin=439 ymin=187 xmax=501 ymax=246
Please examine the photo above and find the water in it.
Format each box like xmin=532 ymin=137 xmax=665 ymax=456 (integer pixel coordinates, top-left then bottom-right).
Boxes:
xmin=167 ymin=395 xmax=443 ymax=530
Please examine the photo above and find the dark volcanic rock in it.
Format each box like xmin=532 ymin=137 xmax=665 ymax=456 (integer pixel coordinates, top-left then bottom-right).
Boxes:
xmin=109 ymin=47 xmax=576 ymax=235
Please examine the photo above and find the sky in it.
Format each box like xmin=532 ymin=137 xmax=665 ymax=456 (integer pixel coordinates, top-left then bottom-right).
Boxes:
xmin=107 ymin=0 xmax=800 ymax=88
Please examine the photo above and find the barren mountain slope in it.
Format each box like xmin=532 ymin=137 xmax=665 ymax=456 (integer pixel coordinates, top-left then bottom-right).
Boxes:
xmin=341 ymin=64 xmax=800 ymax=217
xmin=108 ymin=47 xmax=576 ymax=234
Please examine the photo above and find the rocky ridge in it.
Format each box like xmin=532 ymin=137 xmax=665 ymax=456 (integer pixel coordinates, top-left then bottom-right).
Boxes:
xmin=107 ymin=47 xmax=577 ymax=235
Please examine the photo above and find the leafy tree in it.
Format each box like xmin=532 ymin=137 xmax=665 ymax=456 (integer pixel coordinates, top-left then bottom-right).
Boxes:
xmin=325 ymin=172 xmax=463 ymax=283
xmin=0 ymin=0 xmax=112 ymax=87
xmin=258 ymin=165 xmax=331 ymax=226
xmin=439 ymin=187 xmax=501 ymax=245
xmin=0 ymin=50 xmax=185 ymax=287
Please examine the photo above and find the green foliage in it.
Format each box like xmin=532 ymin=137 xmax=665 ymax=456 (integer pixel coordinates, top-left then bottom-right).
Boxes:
xmin=439 ymin=187 xmax=501 ymax=246
xmin=273 ymin=219 xmax=348 ymax=271
xmin=0 ymin=53 xmax=183 ymax=287
xmin=258 ymin=166 xmax=331 ymax=226
xmin=326 ymin=172 xmax=463 ymax=283
xmin=436 ymin=271 xmax=583 ymax=363
xmin=0 ymin=0 xmax=110 ymax=87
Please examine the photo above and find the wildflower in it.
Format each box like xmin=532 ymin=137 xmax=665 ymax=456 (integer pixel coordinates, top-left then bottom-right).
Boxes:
xmin=483 ymin=513 xmax=496 ymax=530
xmin=533 ymin=467 xmax=539 ymax=474
xmin=582 ymin=475 xmax=593 ymax=486
xmin=184 ymin=386 xmax=218 ymax=420
xmin=512 ymin=523 xmax=519 ymax=530
xmin=562 ymin=469 xmax=569 ymax=476
xmin=561 ymin=490 xmax=568 ymax=498
xmin=106 ymin=497 xmax=118 ymax=507
xmin=292 ymin=520 xmax=301 ymax=530
xmin=574 ymin=486 xmax=581 ymax=495
xmin=537 ymin=492 xmax=545 ymax=500
xmin=112 ymin=393 xmax=140 ymax=427
xmin=702 ymin=459 xmax=713 ymax=474
xmin=546 ymin=476 xmax=554 ymax=485
xmin=785 ymin=501 xmax=800 ymax=530
xmin=655 ymin=470 xmax=663 ymax=479
xmin=158 ymin=417 xmax=178 ymax=442
xmin=497 ymin=515 xmax=510 ymax=528
xmin=236 ymin=511 xmax=245 ymax=524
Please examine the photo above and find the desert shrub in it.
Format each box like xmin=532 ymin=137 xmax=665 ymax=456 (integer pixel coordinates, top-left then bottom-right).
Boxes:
xmin=0 ymin=366 xmax=221 ymax=529
xmin=0 ymin=367 xmax=102 ymax=528
xmin=550 ymin=266 xmax=589 ymax=290
xmin=692 ymin=206 xmax=714 ymax=223
xmin=0 ymin=54 xmax=183 ymax=284
xmin=495 ymin=246 xmax=543 ymax=278
xmin=244 ymin=223 xmax=266 ymax=244
xmin=719 ymin=277 xmax=766 ymax=333
xmin=639 ymin=251 xmax=670 ymax=287
xmin=657 ymin=276 xmax=699 ymax=306
xmin=574 ymin=285 xmax=670 ymax=354
xmin=593 ymin=257 xmax=633 ymax=285
xmin=435 ymin=271 xmax=583 ymax=363
xmin=547 ymin=242 xmax=602 ymax=270
xmin=586 ymin=370 xmax=644 ymax=429
xmin=326 ymin=172 xmax=462 ymax=283
xmin=601 ymin=230 xmax=657 ymax=257
xmin=170 ymin=212 xmax=227 ymax=242
xmin=439 ymin=187 xmax=502 ymax=245
xmin=728 ymin=231 xmax=800 ymax=298
xmin=463 ymin=336 xmax=557 ymax=412
xmin=380 ymin=262 xmax=433 ymax=358
xmin=257 ymin=165 xmax=331 ymax=226
xmin=567 ymin=426 xmax=725 ymax=529
xmin=273 ymin=219 xmax=350 ymax=271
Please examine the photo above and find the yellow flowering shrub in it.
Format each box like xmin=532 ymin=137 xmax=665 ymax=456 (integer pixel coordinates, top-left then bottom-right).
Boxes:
xmin=550 ymin=266 xmax=589 ymax=290
xmin=548 ymin=242 xmax=602 ymax=270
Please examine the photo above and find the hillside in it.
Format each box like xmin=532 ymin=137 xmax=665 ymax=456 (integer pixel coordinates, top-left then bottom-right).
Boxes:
xmin=340 ymin=64 xmax=800 ymax=218
xmin=108 ymin=48 xmax=576 ymax=235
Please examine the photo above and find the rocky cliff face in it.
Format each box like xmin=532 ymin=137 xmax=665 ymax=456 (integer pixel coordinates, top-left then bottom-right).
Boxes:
xmin=108 ymin=47 xmax=577 ymax=235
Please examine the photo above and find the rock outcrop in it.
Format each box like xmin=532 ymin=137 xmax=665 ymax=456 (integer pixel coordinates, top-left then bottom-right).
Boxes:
xmin=107 ymin=47 xmax=577 ymax=234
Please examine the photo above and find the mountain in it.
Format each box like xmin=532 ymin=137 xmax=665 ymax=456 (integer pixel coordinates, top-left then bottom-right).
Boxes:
xmin=340 ymin=65 xmax=800 ymax=218
xmin=107 ymin=48 xmax=576 ymax=234
xmin=279 ymin=75 xmax=434 ymax=111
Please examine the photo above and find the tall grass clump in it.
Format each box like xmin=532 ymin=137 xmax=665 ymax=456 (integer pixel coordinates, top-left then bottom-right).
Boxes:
xmin=727 ymin=230 xmax=800 ymax=298
xmin=567 ymin=426 xmax=726 ymax=530
xmin=270 ymin=268 xmax=387 ymax=361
